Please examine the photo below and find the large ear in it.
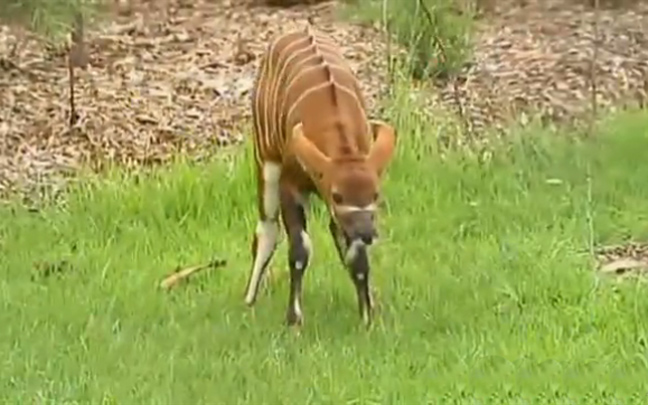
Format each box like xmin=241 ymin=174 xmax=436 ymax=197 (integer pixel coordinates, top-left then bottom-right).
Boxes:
xmin=290 ymin=123 xmax=331 ymax=179
xmin=368 ymin=120 xmax=397 ymax=177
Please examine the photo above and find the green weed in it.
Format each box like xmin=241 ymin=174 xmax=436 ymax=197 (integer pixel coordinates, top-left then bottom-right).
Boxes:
xmin=340 ymin=0 xmax=475 ymax=80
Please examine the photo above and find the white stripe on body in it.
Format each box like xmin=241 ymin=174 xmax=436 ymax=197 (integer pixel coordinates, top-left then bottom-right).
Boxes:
xmin=252 ymin=28 xmax=367 ymax=164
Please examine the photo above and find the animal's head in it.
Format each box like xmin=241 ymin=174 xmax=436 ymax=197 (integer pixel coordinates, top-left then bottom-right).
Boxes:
xmin=290 ymin=120 xmax=397 ymax=246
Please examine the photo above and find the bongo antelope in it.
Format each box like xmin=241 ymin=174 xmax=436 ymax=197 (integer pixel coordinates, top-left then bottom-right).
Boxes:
xmin=243 ymin=26 xmax=397 ymax=327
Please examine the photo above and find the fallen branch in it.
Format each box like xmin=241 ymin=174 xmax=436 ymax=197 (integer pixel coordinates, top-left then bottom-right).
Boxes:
xmin=68 ymin=11 xmax=88 ymax=128
xmin=159 ymin=257 xmax=227 ymax=290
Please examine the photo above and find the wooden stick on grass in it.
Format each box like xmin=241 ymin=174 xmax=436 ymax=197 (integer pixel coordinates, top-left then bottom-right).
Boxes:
xmin=159 ymin=258 xmax=227 ymax=291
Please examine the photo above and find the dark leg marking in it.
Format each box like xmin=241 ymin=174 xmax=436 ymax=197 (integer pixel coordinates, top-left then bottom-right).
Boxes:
xmin=328 ymin=218 xmax=374 ymax=327
xmin=280 ymin=185 xmax=311 ymax=326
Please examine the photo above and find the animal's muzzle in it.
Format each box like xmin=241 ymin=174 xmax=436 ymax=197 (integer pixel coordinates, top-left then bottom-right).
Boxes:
xmin=339 ymin=211 xmax=378 ymax=246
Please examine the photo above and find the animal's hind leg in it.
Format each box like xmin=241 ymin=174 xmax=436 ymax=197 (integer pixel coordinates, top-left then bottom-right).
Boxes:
xmin=244 ymin=161 xmax=282 ymax=306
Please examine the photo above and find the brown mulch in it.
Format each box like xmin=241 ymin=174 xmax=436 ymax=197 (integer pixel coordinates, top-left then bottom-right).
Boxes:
xmin=595 ymin=241 xmax=648 ymax=282
xmin=438 ymin=0 xmax=648 ymax=134
xmin=0 ymin=0 xmax=391 ymax=202
xmin=2 ymin=0 xmax=648 ymax=203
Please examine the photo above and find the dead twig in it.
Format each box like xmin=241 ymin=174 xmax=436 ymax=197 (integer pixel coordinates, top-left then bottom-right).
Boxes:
xmin=382 ymin=0 xmax=393 ymax=94
xmin=451 ymin=77 xmax=472 ymax=141
xmin=159 ymin=257 xmax=227 ymax=290
xmin=587 ymin=0 xmax=600 ymax=137
xmin=68 ymin=11 xmax=89 ymax=128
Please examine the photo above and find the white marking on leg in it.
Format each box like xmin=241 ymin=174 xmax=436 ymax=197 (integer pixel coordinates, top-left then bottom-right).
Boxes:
xmin=292 ymin=297 xmax=302 ymax=320
xmin=293 ymin=197 xmax=313 ymax=270
xmin=245 ymin=221 xmax=279 ymax=304
xmin=245 ymin=163 xmax=282 ymax=305
xmin=300 ymin=230 xmax=312 ymax=258
xmin=362 ymin=306 xmax=370 ymax=326
xmin=345 ymin=239 xmax=365 ymax=265
xmin=295 ymin=193 xmax=310 ymax=213
xmin=292 ymin=229 xmax=310 ymax=321
xmin=262 ymin=163 xmax=281 ymax=216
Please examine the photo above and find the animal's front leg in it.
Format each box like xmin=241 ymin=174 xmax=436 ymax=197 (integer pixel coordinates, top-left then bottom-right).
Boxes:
xmin=328 ymin=218 xmax=347 ymax=266
xmin=244 ymin=162 xmax=282 ymax=306
xmin=281 ymin=186 xmax=311 ymax=326
xmin=328 ymin=219 xmax=374 ymax=327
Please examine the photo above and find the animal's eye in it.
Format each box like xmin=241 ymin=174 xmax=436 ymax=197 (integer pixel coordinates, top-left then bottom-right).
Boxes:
xmin=332 ymin=192 xmax=343 ymax=204
xmin=373 ymin=192 xmax=380 ymax=201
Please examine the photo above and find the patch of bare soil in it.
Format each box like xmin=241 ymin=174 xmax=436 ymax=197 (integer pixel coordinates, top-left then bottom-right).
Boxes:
xmin=0 ymin=0 xmax=390 ymax=202
xmin=595 ymin=241 xmax=648 ymax=283
xmin=438 ymin=0 xmax=648 ymax=134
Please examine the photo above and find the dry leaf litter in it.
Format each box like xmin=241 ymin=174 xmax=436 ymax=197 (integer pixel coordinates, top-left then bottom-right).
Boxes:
xmin=0 ymin=0 xmax=391 ymax=203
xmin=2 ymin=0 xmax=648 ymax=206
xmin=438 ymin=0 xmax=648 ymax=134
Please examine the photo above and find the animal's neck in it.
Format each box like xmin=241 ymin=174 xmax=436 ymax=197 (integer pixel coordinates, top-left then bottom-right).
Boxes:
xmin=304 ymin=116 xmax=369 ymax=161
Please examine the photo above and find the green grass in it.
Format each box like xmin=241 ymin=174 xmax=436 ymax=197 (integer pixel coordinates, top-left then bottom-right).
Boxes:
xmin=2 ymin=98 xmax=648 ymax=403
xmin=0 ymin=0 xmax=104 ymax=43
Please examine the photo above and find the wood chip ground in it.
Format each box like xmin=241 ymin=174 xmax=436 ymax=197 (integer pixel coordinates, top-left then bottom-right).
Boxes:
xmin=2 ymin=0 xmax=648 ymax=205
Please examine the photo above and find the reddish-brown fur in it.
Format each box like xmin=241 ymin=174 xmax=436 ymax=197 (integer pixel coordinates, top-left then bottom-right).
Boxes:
xmin=243 ymin=25 xmax=397 ymax=327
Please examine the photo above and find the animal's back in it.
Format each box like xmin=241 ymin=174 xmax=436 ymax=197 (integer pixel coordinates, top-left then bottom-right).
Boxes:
xmin=251 ymin=27 xmax=368 ymax=166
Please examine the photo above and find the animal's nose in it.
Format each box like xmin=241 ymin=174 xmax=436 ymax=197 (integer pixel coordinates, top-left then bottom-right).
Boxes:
xmin=342 ymin=211 xmax=377 ymax=245
xmin=357 ymin=230 xmax=376 ymax=246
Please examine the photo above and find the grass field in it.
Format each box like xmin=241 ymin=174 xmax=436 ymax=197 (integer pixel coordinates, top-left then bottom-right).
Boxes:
xmin=2 ymin=95 xmax=648 ymax=403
